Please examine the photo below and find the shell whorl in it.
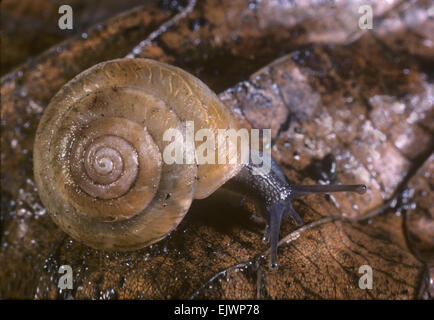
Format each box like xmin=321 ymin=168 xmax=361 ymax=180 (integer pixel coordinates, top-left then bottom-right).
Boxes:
xmin=33 ymin=58 xmax=242 ymax=251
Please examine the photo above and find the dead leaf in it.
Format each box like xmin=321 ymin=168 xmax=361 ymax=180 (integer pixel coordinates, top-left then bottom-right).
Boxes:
xmin=1 ymin=0 xmax=432 ymax=299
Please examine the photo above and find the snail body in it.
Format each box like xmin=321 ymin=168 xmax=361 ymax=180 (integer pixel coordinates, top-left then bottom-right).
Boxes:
xmin=34 ymin=58 xmax=366 ymax=267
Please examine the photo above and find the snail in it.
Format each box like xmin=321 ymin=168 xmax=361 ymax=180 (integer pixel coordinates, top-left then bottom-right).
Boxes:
xmin=33 ymin=58 xmax=366 ymax=268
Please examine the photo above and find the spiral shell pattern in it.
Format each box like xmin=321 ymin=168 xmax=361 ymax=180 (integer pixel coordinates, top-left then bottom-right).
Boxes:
xmin=33 ymin=58 xmax=241 ymax=250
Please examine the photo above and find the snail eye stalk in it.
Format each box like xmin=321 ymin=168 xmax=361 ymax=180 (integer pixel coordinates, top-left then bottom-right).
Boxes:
xmin=292 ymin=184 xmax=367 ymax=197
xmin=266 ymin=183 xmax=367 ymax=269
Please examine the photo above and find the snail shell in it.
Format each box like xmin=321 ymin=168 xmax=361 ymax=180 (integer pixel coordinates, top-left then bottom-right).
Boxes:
xmin=34 ymin=58 xmax=242 ymax=251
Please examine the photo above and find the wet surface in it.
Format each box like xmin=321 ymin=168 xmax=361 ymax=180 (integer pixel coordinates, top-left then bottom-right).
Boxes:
xmin=1 ymin=0 xmax=152 ymax=75
xmin=1 ymin=0 xmax=433 ymax=299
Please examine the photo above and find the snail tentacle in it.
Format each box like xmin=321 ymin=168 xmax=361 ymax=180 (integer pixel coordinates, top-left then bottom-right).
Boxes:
xmin=224 ymin=156 xmax=366 ymax=268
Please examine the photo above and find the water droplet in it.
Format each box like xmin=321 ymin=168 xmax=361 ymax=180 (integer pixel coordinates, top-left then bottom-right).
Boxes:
xmin=20 ymin=89 xmax=28 ymax=97
xmin=11 ymin=139 xmax=18 ymax=148
xmin=248 ymin=2 xmax=257 ymax=10
xmin=133 ymin=47 xmax=141 ymax=55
